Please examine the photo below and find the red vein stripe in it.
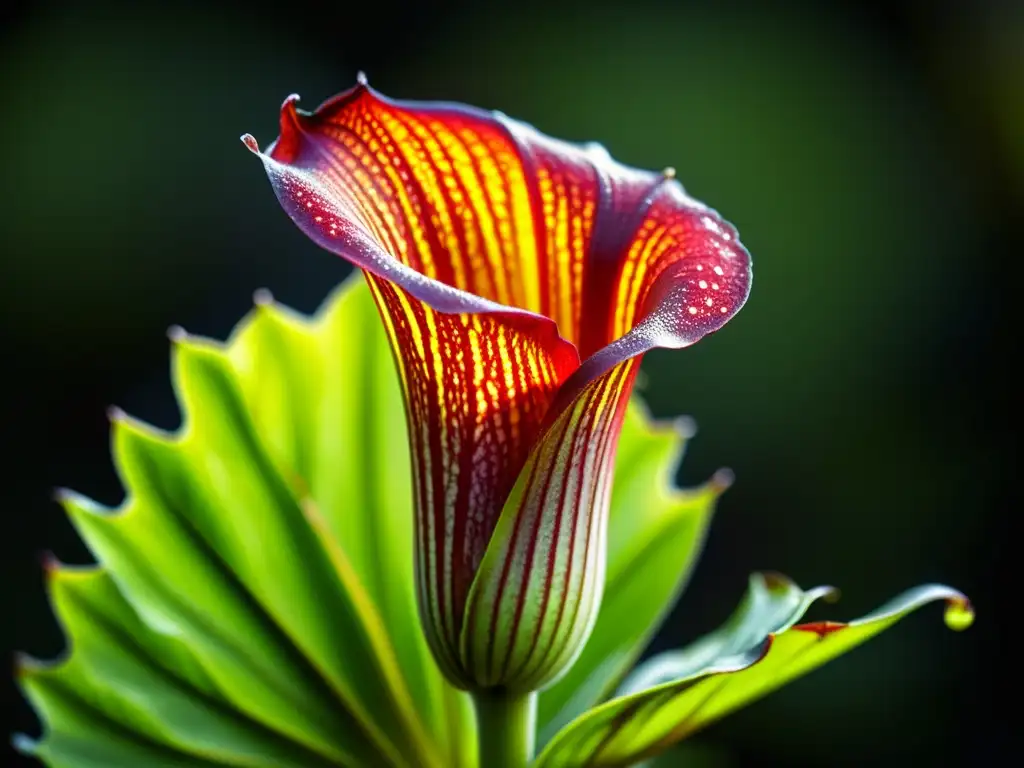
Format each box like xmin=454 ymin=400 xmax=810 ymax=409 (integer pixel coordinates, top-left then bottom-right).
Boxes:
xmin=461 ymin=359 xmax=639 ymax=691
xmin=538 ymin=361 xmax=634 ymax=682
xmin=536 ymin=585 xmax=971 ymax=766
xmin=270 ymin=92 xmax=544 ymax=311
xmin=503 ymin=123 xmax=600 ymax=346
xmin=364 ymin=274 xmax=572 ymax=683
xmin=256 ymin=81 xmax=750 ymax=355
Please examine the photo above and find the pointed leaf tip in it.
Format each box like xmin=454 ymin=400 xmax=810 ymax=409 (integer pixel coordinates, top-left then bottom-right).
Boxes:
xmin=536 ymin=579 xmax=971 ymax=767
xmin=13 ymin=651 xmax=38 ymax=678
xmin=537 ymin=396 xmax=726 ymax=743
xmin=710 ymin=467 xmax=734 ymax=493
xmin=671 ymin=414 xmax=697 ymax=439
xmin=356 ymin=71 xmax=368 ymax=86
xmin=167 ymin=324 xmax=187 ymax=343
xmin=11 ymin=734 xmax=36 ymax=755
xmin=38 ymin=551 xmax=61 ymax=576
xmin=240 ymin=133 xmax=260 ymax=153
xmin=51 ymin=486 xmax=74 ymax=503
xmin=253 ymin=288 xmax=274 ymax=306
xmin=23 ymin=276 xmax=475 ymax=767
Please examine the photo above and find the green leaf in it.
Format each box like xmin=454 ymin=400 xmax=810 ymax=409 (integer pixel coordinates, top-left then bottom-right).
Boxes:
xmin=18 ymin=565 xmax=335 ymax=767
xmin=534 ymin=574 xmax=973 ymax=768
xmin=228 ymin=287 xmax=474 ymax=764
xmin=17 ymin=273 xmax=970 ymax=768
xmin=537 ymin=401 xmax=727 ymax=743
xmin=18 ymin=275 xmax=470 ymax=768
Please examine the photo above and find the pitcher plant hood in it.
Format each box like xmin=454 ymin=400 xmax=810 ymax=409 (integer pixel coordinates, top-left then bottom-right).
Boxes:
xmin=244 ymin=79 xmax=752 ymax=691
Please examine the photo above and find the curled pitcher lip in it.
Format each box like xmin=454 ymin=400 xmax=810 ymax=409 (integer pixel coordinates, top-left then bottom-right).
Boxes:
xmin=246 ymin=80 xmax=751 ymax=691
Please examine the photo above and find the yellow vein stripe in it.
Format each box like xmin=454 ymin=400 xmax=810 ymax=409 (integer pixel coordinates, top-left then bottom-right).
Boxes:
xmin=318 ymin=95 xmax=551 ymax=315
xmin=365 ymin=278 xmax=461 ymax=680
xmin=380 ymin=109 xmax=473 ymax=292
xmin=613 ymin=219 xmax=660 ymax=336
xmin=354 ymin=109 xmax=441 ymax=280
xmin=465 ymin=126 xmax=539 ymax=313
xmin=553 ymin=174 xmax=573 ymax=341
xmin=433 ymin=122 xmax=506 ymax=304
xmin=421 ymin=305 xmax=456 ymax=649
xmin=320 ymin=122 xmax=410 ymax=266
xmin=365 ymin=275 xmax=572 ymax=688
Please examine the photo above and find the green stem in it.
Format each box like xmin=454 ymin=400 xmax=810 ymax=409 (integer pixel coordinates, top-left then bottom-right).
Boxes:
xmin=472 ymin=689 xmax=537 ymax=768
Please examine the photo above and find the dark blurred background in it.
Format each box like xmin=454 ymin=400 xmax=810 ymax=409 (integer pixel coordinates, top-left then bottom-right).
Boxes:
xmin=1 ymin=0 xmax=1015 ymax=765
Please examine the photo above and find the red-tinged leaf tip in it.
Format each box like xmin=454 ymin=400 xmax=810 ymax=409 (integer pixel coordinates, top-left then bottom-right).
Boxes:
xmin=39 ymin=550 xmax=59 ymax=570
xmin=105 ymin=405 xmax=126 ymax=422
xmin=273 ymin=93 xmax=308 ymax=162
xmin=13 ymin=652 xmax=33 ymax=678
xmin=240 ymin=133 xmax=260 ymax=153
xmin=356 ymin=70 xmax=368 ymax=86
xmin=167 ymin=324 xmax=187 ymax=343
xmin=253 ymin=287 xmax=274 ymax=306
xmin=38 ymin=551 xmax=61 ymax=578
xmin=793 ymin=620 xmax=848 ymax=637
xmin=545 ymin=582 xmax=971 ymax=767
xmin=944 ymin=596 xmax=974 ymax=631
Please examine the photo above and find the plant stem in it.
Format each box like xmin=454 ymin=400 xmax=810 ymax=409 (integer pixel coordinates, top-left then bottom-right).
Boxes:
xmin=472 ymin=689 xmax=537 ymax=768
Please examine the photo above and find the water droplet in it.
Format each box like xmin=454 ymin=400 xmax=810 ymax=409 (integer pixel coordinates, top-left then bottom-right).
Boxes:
xmin=700 ymin=215 xmax=723 ymax=236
